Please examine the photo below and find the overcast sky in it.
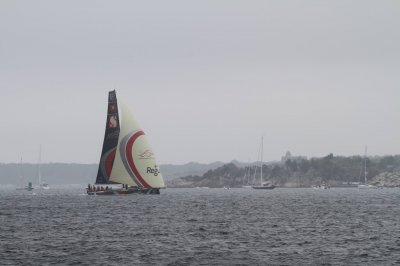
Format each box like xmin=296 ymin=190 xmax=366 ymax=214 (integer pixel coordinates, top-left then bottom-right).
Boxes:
xmin=1 ymin=0 xmax=399 ymax=164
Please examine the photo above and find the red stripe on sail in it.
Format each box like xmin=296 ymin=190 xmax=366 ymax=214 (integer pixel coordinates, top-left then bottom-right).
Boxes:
xmin=125 ymin=131 xmax=151 ymax=188
xmin=105 ymin=148 xmax=116 ymax=177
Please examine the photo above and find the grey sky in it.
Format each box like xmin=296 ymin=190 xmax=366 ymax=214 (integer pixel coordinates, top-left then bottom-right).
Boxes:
xmin=1 ymin=0 xmax=399 ymax=164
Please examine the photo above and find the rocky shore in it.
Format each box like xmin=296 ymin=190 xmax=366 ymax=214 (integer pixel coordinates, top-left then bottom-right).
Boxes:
xmin=166 ymin=154 xmax=400 ymax=188
xmin=371 ymin=172 xmax=400 ymax=187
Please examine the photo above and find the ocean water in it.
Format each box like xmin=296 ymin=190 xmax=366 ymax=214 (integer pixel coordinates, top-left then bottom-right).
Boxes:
xmin=0 ymin=188 xmax=399 ymax=265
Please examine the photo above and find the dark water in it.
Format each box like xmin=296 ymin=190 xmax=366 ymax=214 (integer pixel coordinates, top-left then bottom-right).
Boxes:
xmin=1 ymin=188 xmax=399 ymax=265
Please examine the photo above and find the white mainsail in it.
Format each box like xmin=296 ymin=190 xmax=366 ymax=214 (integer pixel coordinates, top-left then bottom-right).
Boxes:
xmin=109 ymin=101 xmax=164 ymax=188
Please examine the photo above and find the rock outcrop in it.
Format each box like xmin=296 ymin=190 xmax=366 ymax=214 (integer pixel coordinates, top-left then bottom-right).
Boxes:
xmin=371 ymin=172 xmax=400 ymax=187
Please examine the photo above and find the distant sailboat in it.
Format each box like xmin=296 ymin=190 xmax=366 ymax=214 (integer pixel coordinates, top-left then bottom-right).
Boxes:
xmin=242 ymin=166 xmax=252 ymax=188
xmin=241 ymin=159 xmax=253 ymax=188
xmin=87 ymin=90 xmax=164 ymax=195
xmin=37 ymin=145 xmax=50 ymax=190
xmin=16 ymin=158 xmax=34 ymax=191
xmin=312 ymin=181 xmax=330 ymax=189
xmin=16 ymin=158 xmax=24 ymax=190
xmin=358 ymin=146 xmax=377 ymax=189
xmin=252 ymin=137 xmax=275 ymax=190
xmin=25 ymin=182 xmax=34 ymax=191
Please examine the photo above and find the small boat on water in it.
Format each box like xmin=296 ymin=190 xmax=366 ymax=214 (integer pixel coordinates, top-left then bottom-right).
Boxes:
xmin=357 ymin=146 xmax=377 ymax=189
xmin=242 ymin=159 xmax=255 ymax=188
xmin=358 ymin=184 xmax=377 ymax=189
xmin=16 ymin=181 xmax=34 ymax=191
xmin=40 ymin=183 xmax=50 ymax=190
xmin=37 ymin=145 xmax=50 ymax=190
xmin=253 ymin=182 xmax=275 ymax=190
xmin=252 ymin=137 xmax=275 ymax=190
xmin=16 ymin=158 xmax=34 ymax=191
xmin=87 ymin=90 xmax=165 ymax=195
xmin=312 ymin=181 xmax=330 ymax=189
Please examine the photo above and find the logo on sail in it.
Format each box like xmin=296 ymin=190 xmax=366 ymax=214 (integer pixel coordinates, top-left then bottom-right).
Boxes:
xmin=120 ymin=130 xmax=163 ymax=189
xmin=108 ymin=115 xmax=118 ymax=128
xmin=138 ymin=149 xmax=154 ymax=159
xmin=147 ymin=165 xmax=160 ymax=176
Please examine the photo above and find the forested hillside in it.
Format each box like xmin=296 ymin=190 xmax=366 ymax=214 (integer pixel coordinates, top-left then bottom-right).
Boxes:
xmin=0 ymin=161 xmax=224 ymax=185
xmin=168 ymin=154 xmax=400 ymax=188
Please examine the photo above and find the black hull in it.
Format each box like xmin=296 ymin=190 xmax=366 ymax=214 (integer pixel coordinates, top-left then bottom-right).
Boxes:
xmin=252 ymin=186 xmax=275 ymax=190
xmin=87 ymin=187 xmax=160 ymax=195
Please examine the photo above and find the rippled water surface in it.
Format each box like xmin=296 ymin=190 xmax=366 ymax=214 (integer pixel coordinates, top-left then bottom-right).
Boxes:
xmin=1 ymin=188 xmax=400 ymax=265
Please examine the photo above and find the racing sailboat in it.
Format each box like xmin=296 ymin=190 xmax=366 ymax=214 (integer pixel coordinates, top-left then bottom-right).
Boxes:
xmin=87 ymin=90 xmax=164 ymax=195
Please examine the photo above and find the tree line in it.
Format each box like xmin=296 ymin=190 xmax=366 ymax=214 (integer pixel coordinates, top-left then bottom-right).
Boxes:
xmin=171 ymin=154 xmax=400 ymax=188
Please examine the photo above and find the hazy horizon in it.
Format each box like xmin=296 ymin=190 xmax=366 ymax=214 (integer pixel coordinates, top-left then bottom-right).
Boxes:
xmin=1 ymin=151 xmax=400 ymax=166
xmin=1 ymin=1 xmax=399 ymax=164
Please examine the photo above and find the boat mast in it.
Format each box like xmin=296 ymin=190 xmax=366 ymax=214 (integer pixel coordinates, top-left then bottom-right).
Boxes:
xmin=260 ymin=136 xmax=263 ymax=186
xmin=364 ymin=146 xmax=367 ymax=184
xmin=19 ymin=157 xmax=23 ymax=188
xmin=38 ymin=144 xmax=42 ymax=186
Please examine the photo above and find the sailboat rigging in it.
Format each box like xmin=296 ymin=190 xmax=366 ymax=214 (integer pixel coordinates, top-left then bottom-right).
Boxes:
xmin=242 ymin=160 xmax=253 ymax=188
xmin=357 ymin=146 xmax=377 ymax=189
xmin=87 ymin=90 xmax=164 ymax=195
xmin=16 ymin=158 xmax=34 ymax=191
xmin=252 ymin=137 xmax=275 ymax=190
xmin=38 ymin=145 xmax=50 ymax=190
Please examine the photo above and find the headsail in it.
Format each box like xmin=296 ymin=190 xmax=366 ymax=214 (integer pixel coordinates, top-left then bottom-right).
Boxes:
xmin=95 ymin=90 xmax=120 ymax=184
xmin=109 ymin=101 xmax=164 ymax=188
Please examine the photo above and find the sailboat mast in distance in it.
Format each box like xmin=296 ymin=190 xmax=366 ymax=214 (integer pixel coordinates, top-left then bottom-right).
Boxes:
xmin=38 ymin=144 xmax=42 ymax=186
xmin=358 ymin=145 xmax=377 ymax=189
xmin=37 ymin=145 xmax=50 ymax=189
xmin=260 ymin=136 xmax=263 ymax=186
xmin=364 ymin=146 xmax=368 ymax=184
xmin=16 ymin=157 xmax=24 ymax=189
xmin=358 ymin=146 xmax=368 ymax=184
xmin=252 ymin=136 xmax=275 ymax=190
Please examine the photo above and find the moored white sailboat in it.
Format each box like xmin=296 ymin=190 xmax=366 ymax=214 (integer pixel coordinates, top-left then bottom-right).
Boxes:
xmin=37 ymin=145 xmax=50 ymax=190
xmin=241 ymin=159 xmax=253 ymax=188
xmin=87 ymin=90 xmax=164 ymax=195
xmin=252 ymin=137 xmax=275 ymax=190
xmin=358 ymin=146 xmax=377 ymax=189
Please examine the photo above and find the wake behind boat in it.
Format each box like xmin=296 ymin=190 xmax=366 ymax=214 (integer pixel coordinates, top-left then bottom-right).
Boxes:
xmin=87 ymin=90 xmax=164 ymax=195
